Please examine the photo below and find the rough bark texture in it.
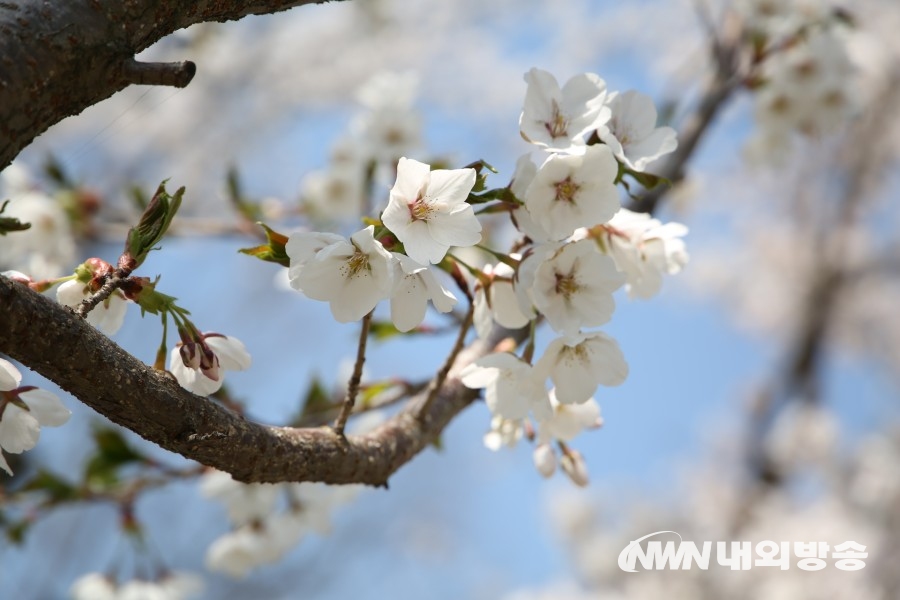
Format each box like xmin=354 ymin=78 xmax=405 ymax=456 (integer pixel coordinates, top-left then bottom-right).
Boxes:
xmin=0 ymin=275 xmax=510 ymax=485
xmin=0 ymin=0 xmax=336 ymax=168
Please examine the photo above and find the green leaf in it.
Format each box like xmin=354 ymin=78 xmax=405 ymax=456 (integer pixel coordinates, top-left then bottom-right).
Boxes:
xmin=290 ymin=376 xmax=334 ymax=425
xmin=0 ymin=200 xmax=31 ymax=236
xmin=133 ymin=280 xmax=181 ymax=317
xmin=42 ymin=153 xmax=72 ymax=187
xmin=21 ymin=470 xmax=78 ymax=503
xmin=238 ymin=223 xmax=290 ymax=267
xmin=6 ymin=519 xmax=31 ymax=545
xmin=463 ymin=159 xmax=499 ymax=193
xmin=84 ymin=426 xmax=146 ymax=486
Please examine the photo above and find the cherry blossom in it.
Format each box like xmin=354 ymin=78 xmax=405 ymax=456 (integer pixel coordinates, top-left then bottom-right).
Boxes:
xmin=535 ymin=332 xmax=628 ymax=405
xmin=530 ymin=240 xmax=625 ymax=337
xmin=483 ymin=416 xmax=525 ymax=451
xmin=389 ymin=253 xmax=457 ymax=332
xmin=533 ymin=443 xmax=557 ymax=478
xmin=522 ymin=145 xmax=620 ymax=241
xmin=601 ymin=208 xmax=689 ymax=299
xmin=559 ymin=448 xmax=589 ymax=487
xmin=600 ymin=90 xmax=677 ymax=172
xmin=0 ymin=358 xmax=70 ymax=475
xmin=473 ymin=261 xmax=530 ymax=339
xmin=289 ymin=226 xmax=394 ymax=322
xmin=0 ymin=165 xmax=75 ymax=279
xmin=199 ymin=469 xmax=281 ymax=526
xmin=460 ymin=353 xmax=551 ymax=421
xmin=169 ymin=333 xmax=251 ymax=396
xmin=381 ymin=157 xmax=480 ymax=265
xmin=537 ymin=391 xmax=603 ymax=444
xmin=519 ymin=68 xmax=610 ymax=154
xmin=300 ymin=163 xmax=365 ymax=220
xmin=56 ymin=279 xmax=129 ymax=335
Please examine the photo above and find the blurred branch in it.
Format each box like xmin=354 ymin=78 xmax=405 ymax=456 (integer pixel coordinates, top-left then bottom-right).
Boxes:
xmin=0 ymin=275 xmax=524 ymax=486
xmin=0 ymin=0 xmax=350 ymax=169
xmin=629 ymin=11 xmax=745 ymax=215
xmin=741 ymin=73 xmax=900 ymax=500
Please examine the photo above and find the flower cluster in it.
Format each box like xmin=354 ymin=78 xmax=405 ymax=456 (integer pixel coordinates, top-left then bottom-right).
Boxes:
xmin=461 ymin=68 xmax=684 ymax=485
xmin=281 ymin=67 xmax=687 ymax=486
xmin=69 ymin=571 xmax=203 ymax=600
xmin=200 ymin=469 xmax=362 ymax=578
xmin=739 ymin=2 xmax=857 ymax=162
xmin=286 ymin=156 xmax=470 ymax=330
xmin=0 ymin=358 xmax=70 ymax=475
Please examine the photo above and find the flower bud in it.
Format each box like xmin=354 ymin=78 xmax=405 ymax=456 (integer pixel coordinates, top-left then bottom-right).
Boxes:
xmin=179 ymin=342 xmax=202 ymax=370
xmin=560 ymin=449 xmax=589 ymax=487
xmin=533 ymin=443 xmax=557 ymax=478
xmin=199 ymin=344 xmax=220 ymax=382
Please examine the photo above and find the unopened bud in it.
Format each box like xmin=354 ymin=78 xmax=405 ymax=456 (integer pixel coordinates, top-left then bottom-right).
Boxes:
xmin=198 ymin=343 xmax=220 ymax=382
xmin=560 ymin=449 xmax=589 ymax=487
xmin=533 ymin=444 xmax=557 ymax=478
xmin=179 ymin=342 xmax=202 ymax=370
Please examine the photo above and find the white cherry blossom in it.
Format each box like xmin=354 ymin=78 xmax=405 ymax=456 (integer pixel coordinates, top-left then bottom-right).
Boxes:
xmin=389 ymin=253 xmax=457 ymax=332
xmin=300 ymin=162 xmax=364 ymax=220
xmin=522 ymin=145 xmax=620 ymax=241
xmin=600 ymin=90 xmax=677 ymax=172
xmin=289 ymin=226 xmax=393 ymax=322
xmin=533 ymin=443 xmax=557 ymax=478
xmin=382 ymin=158 xmax=480 ymax=265
xmin=535 ymin=332 xmax=628 ymax=405
xmin=0 ymin=168 xmax=75 ymax=279
xmin=483 ymin=416 xmax=525 ymax=451
xmin=602 ymin=208 xmax=689 ymax=299
xmin=170 ymin=333 xmax=251 ymax=396
xmin=530 ymin=240 xmax=625 ymax=337
xmin=460 ymin=353 xmax=550 ymax=421
xmin=0 ymin=358 xmax=70 ymax=475
xmin=205 ymin=511 xmax=309 ymax=578
xmin=537 ymin=390 xmax=603 ymax=444
xmin=285 ymin=230 xmax=346 ymax=283
xmin=56 ymin=279 xmax=129 ymax=335
xmin=519 ymin=68 xmax=610 ymax=154
xmin=199 ymin=469 xmax=281 ymax=526
xmin=560 ymin=448 xmax=589 ymax=487
xmin=473 ymin=261 xmax=530 ymax=339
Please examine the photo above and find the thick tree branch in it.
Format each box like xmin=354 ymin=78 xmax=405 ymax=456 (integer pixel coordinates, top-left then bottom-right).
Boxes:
xmin=0 ymin=275 xmax=516 ymax=486
xmin=0 ymin=0 xmax=341 ymax=168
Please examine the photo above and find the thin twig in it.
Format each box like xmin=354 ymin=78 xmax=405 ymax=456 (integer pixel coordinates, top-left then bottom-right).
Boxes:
xmin=333 ymin=311 xmax=373 ymax=436
xmin=416 ymin=300 xmax=475 ymax=423
xmin=74 ymin=270 xmax=127 ymax=318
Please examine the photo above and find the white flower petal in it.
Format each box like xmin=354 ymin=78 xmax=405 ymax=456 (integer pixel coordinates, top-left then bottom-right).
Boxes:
xmin=19 ymin=389 xmax=70 ymax=427
xmin=0 ymin=358 xmax=21 ymax=391
xmin=0 ymin=404 xmax=40 ymax=453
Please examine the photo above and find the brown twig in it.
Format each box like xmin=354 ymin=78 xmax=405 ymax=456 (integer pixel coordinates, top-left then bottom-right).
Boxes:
xmin=417 ymin=301 xmax=475 ymax=423
xmin=333 ymin=311 xmax=373 ymax=436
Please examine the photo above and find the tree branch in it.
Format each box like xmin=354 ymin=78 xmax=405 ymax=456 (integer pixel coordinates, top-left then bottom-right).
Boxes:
xmin=0 ymin=275 xmax=520 ymax=486
xmin=0 ymin=0 xmax=344 ymax=168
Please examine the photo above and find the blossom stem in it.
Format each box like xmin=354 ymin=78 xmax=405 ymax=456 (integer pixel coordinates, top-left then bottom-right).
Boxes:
xmin=75 ymin=269 xmax=131 ymax=319
xmin=416 ymin=300 xmax=475 ymax=423
xmin=333 ymin=311 xmax=373 ymax=436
